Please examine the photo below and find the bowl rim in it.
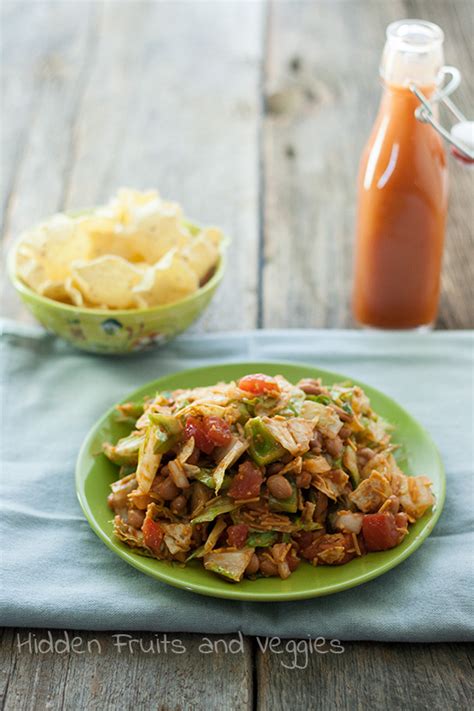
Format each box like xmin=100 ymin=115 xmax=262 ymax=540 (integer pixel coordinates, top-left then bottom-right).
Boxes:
xmin=7 ymin=222 xmax=227 ymax=317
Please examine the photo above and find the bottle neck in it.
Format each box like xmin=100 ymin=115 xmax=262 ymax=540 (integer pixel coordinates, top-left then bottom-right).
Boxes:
xmin=380 ymin=20 xmax=444 ymax=88
xmin=378 ymin=81 xmax=439 ymax=122
xmin=381 ymin=79 xmax=436 ymax=101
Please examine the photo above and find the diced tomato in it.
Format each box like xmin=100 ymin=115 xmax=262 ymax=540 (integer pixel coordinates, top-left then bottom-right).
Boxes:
xmin=238 ymin=374 xmax=281 ymax=396
xmin=300 ymin=532 xmax=326 ymax=560
xmin=184 ymin=416 xmax=232 ymax=454
xmin=228 ymin=461 xmax=264 ymax=500
xmin=362 ymin=513 xmax=404 ymax=552
xmin=184 ymin=416 xmax=214 ymax=453
xmin=336 ymin=533 xmax=357 ymax=565
xmin=226 ymin=524 xmax=249 ymax=548
xmin=294 ymin=530 xmax=316 ymax=552
xmin=301 ymin=532 xmax=355 ymax=564
xmin=142 ymin=517 xmax=164 ymax=552
xmin=205 ymin=416 xmax=232 ymax=447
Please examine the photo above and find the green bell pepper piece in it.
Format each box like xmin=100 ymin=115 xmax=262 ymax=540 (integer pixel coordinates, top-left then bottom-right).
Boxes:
xmin=306 ymin=394 xmax=332 ymax=406
xmin=114 ymin=401 xmax=145 ymax=426
xmin=185 ymin=545 xmax=205 ymax=562
xmin=236 ymin=401 xmax=252 ymax=424
xmin=193 ymin=468 xmax=231 ymax=492
xmin=292 ymin=519 xmax=323 ymax=532
xmin=244 ymin=417 xmax=286 ymax=466
xmin=149 ymin=413 xmax=183 ymax=454
xmin=102 ymin=431 xmax=145 ymax=465
xmin=246 ymin=531 xmax=278 ymax=548
xmin=191 ymin=496 xmax=238 ymax=524
xmin=118 ymin=463 xmax=137 ymax=478
xmin=149 ymin=412 xmax=183 ymax=435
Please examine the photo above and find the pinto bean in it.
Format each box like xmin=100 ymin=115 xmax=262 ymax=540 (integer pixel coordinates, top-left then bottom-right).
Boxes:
xmin=325 ymin=435 xmax=343 ymax=458
xmin=309 ymin=432 xmax=323 ymax=453
xmin=266 ymin=462 xmax=285 ymax=476
xmin=295 ymin=471 xmax=312 ymax=488
xmin=107 ymin=490 xmax=129 ymax=510
xmin=259 ymin=558 xmax=279 ymax=576
xmin=300 ymin=384 xmax=325 ymax=396
xmin=150 ymin=475 xmax=165 ymax=493
xmin=332 ymin=405 xmax=353 ymax=422
xmin=287 ymin=550 xmax=300 ymax=572
xmin=156 ymin=477 xmax=180 ymax=501
xmin=357 ymin=447 xmax=375 ymax=466
xmin=339 ymin=426 xmax=352 ymax=440
xmin=245 ymin=554 xmax=260 ymax=576
xmin=302 ymin=539 xmax=323 ymax=560
xmin=170 ymin=495 xmax=187 ymax=515
xmin=267 ymin=474 xmax=292 ymax=499
xmin=127 ymin=508 xmax=145 ymax=529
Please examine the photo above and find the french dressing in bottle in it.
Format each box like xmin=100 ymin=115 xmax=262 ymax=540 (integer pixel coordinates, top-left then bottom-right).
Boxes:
xmin=352 ymin=20 xmax=448 ymax=329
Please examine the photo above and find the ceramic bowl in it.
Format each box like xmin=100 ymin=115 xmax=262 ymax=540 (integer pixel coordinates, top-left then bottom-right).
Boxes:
xmin=7 ymin=225 xmax=226 ymax=355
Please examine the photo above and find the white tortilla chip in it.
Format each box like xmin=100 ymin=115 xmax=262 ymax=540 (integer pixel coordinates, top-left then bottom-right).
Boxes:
xmin=13 ymin=189 xmax=223 ymax=309
xmin=16 ymin=250 xmax=48 ymax=291
xmin=133 ymin=249 xmax=199 ymax=306
xmin=25 ymin=215 xmax=91 ymax=281
xmin=181 ymin=231 xmax=220 ymax=283
xmin=72 ymin=255 xmax=144 ymax=309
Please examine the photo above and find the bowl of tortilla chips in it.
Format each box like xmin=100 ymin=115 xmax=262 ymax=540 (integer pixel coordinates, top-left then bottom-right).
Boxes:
xmin=7 ymin=189 xmax=227 ymax=354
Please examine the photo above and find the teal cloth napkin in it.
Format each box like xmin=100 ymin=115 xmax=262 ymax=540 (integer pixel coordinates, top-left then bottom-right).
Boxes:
xmin=1 ymin=321 xmax=473 ymax=641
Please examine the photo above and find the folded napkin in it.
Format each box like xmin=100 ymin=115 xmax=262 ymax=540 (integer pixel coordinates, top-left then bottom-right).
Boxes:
xmin=1 ymin=321 xmax=472 ymax=641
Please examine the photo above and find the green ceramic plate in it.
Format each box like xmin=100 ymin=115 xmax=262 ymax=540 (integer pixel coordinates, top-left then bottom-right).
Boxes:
xmin=76 ymin=362 xmax=445 ymax=601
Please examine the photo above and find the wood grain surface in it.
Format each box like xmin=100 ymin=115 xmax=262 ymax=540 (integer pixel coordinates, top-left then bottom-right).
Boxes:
xmin=262 ymin=0 xmax=473 ymax=329
xmin=256 ymin=640 xmax=474 ymax=710
xmin=0 ymin=629 xmax=253 ymax=710
xmin=1 ymin=1 xmax=472 ymax=710
xmin=1 ymin=0 xmax=264 ymax=328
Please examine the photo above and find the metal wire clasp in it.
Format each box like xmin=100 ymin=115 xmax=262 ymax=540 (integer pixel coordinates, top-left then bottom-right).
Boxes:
xmin=411 ymin=66 xmax=474 ymax=162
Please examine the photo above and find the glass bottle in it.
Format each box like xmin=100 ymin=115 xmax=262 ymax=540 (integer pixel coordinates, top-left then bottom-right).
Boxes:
xmin=352 ymin=20 xmax=448 ymax=329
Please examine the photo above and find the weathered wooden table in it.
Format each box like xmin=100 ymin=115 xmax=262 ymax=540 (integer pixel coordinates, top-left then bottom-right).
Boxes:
xmin=1 ymin=1 xmax=472 ymax=709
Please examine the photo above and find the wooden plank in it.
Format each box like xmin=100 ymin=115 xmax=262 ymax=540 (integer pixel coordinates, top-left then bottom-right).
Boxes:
xmin=262 ymin=0 xmax=473 ymax=328
xmin=0 ymin=0 xmax=97 ymax=321
xmin=1 ymin=0 xmax=263 ymax=332
xmin=256 ymin=640 xmax=473 ymax=711
xmin=0 ymin=2 xmax=262 ymax=709
xmin=426 ymin=0 xmax=474 ymax=329
xmin=0 ymin=628 xmax=253 ymax=711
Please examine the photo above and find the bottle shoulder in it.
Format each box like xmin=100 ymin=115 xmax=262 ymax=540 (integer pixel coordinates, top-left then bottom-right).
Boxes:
xmin=359 ymin=111 xmax=446 ymax=191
